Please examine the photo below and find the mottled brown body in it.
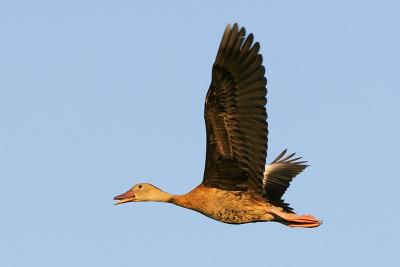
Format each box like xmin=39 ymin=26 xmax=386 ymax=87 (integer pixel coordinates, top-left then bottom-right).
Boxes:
xmin=172 ymin=185 xmax=276 ymax=224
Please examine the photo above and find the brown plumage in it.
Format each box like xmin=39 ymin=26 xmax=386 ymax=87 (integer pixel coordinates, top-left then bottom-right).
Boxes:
xmin=114 ymin=23 xmax=321 ymax=228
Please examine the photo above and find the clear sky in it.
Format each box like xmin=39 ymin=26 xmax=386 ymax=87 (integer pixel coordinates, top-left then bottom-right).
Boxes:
xmin=1 ymin=1 xmax=399 ymax=266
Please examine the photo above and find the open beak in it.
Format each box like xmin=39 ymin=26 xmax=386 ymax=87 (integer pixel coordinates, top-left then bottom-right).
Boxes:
xmin=113 ymin=189 xmax=135 ymax=205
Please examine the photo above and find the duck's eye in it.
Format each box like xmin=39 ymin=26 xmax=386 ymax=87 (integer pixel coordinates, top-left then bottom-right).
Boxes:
xmin=138 ymin=184 xmax=143 ymax=189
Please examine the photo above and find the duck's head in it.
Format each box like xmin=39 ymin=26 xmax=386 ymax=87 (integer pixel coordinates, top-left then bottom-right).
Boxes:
xmin=114 ymin=183 xmax=172 ymax=205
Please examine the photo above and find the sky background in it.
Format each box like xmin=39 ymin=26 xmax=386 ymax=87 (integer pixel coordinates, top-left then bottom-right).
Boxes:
xmin=1 ymin=1 xmax=399 ymax=266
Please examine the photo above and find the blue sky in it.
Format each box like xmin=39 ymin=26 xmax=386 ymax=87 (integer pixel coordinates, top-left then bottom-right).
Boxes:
xmin=1 ymin=1 xmax=399 ymax=266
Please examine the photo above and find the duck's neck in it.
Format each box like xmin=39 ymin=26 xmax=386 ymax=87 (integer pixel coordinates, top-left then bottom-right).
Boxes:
xmin=169 ymin=186 xmax=203 ymax=208
xmin=151 ymin=186 xmax=201 ymax=208
xmin=155 ymin=192 xmax=189 ymax=207
xmin=149 ymin=190 xmax=175 ymax=203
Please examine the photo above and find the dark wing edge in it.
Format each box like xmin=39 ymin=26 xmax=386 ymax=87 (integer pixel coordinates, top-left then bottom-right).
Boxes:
xmin=202 ymin=23 xmax=268 ymax=194
xmin=262 ymin=149 xmax=309 ymax=201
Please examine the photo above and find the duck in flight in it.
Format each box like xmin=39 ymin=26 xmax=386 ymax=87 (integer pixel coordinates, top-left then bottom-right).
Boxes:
xmin=114 ymin=23 xmax=321 ymax=228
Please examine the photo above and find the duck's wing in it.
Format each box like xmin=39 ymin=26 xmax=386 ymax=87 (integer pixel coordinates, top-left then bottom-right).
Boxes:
xmin=202 ymin=23 xmax=268 ymax=194
xmin=262 ymin=149 xmax=308 ymax=201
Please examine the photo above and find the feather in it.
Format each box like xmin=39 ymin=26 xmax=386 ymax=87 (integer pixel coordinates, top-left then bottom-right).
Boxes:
xmin=202 ymin=24 xmax=268 ymax=195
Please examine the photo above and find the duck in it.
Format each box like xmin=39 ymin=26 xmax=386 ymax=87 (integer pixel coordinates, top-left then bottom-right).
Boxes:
xmin=114 ymin=23 xmax=322 ymax=228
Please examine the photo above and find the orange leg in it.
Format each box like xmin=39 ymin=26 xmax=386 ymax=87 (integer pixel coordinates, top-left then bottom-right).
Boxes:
xmin=271 ymin=209 xmax=322 ymax=228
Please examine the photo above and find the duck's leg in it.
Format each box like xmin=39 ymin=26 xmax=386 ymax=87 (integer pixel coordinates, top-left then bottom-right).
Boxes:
xmin=270 ymin=208 xmax=322 ymax=228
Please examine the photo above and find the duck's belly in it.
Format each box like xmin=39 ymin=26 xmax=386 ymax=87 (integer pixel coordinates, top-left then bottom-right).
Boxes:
xmin=206 ymin=208 xmax=274 ymax=224
xmin=183 ymin=187 xmax=275 ymax=224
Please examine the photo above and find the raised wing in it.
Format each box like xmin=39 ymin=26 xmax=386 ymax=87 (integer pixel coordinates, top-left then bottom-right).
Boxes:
xmin=262 ymin=149 xmax=308 ymax=201
xmin=202 ymin=23 xmax=268 ymax=194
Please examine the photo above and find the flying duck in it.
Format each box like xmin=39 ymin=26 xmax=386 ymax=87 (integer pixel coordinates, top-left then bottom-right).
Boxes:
xmin=114 ymin=23 xmax=321 ymax=228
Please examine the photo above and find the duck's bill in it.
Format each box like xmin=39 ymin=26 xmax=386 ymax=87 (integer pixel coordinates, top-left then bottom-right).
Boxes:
xmin=113 ymin=190 xmax=135 ymax=205
xmin=114 ymin=197 xmax=135 ymax=205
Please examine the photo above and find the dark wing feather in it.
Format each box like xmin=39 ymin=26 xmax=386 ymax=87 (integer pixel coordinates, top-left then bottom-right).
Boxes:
xmin=262 ymin=149 xmax=308 ymax=200
xmin=202 ymin=23 xmax=268 ymax=194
